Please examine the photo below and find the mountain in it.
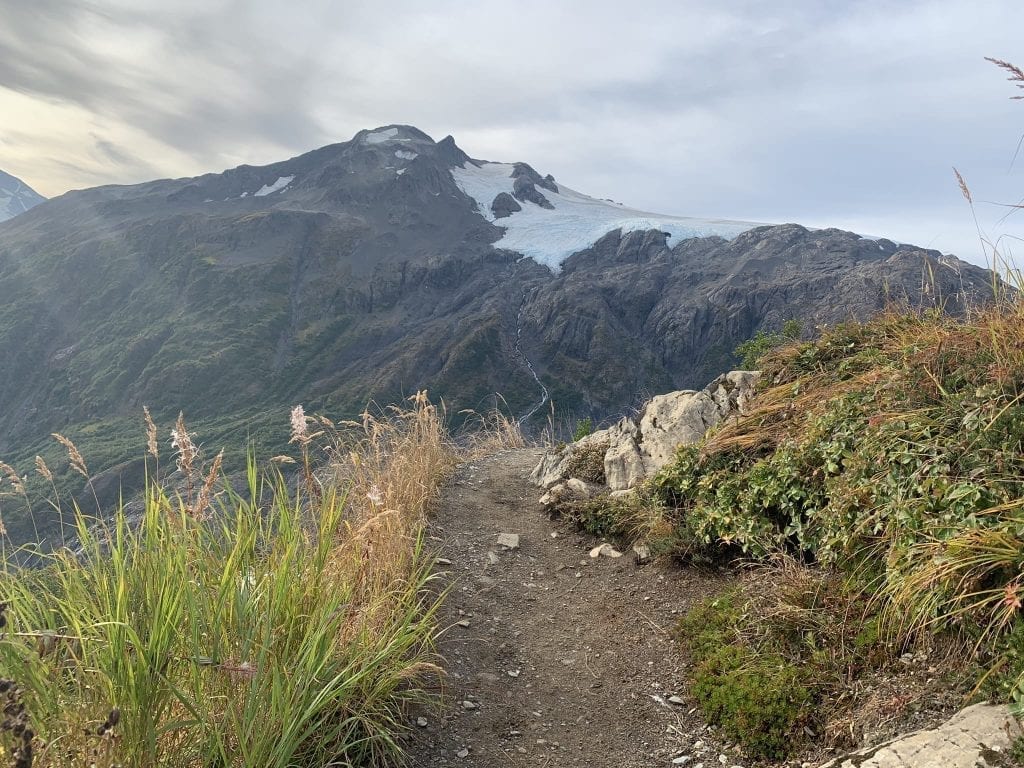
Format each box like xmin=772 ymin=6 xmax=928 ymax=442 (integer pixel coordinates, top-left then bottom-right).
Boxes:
xmin=0 ymin=170 xmax=45 ymax=222
xmin=0 ymin=125 xmax=995 ymax=540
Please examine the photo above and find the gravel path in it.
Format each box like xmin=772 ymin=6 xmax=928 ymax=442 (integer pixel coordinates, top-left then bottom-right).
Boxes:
xmin=405 ymin=448 xmax=738 ymax=768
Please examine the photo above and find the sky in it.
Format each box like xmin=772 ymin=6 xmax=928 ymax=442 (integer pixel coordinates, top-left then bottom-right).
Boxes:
xmin=0 ymin=0 xmax=1022 ymax=265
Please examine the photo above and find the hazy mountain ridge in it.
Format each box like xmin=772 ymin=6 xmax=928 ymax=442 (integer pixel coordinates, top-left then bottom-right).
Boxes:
xmin=0 ymin=169 xmax=45 ymax=222
xmin=0 ymin=126 xmax=996 ymax=540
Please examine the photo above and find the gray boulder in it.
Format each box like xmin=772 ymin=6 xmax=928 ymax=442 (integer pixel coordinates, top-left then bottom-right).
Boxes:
xmin=603 ymin=417 xmax=645 ymax=491
xmin=533 ymin=370 xmax=761 ymax=493
xmin=818 ymin=702 xmax=1021 ymax=768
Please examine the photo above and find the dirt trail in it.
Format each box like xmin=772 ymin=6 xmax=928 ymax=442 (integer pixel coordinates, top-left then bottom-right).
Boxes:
xmin=405 ymin=448 xmax=737 ymax=768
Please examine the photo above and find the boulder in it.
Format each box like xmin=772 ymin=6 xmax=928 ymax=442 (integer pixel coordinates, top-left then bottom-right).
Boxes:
xmin=636 ymin=389 xmax=718 ymax=471
xmin=818 ymin=702 xmax=1021 ymax=767
xmin=604 ymin=417 xmax=645 ymax=491
xmin=533 ymin=370 xmax=761 ymax=494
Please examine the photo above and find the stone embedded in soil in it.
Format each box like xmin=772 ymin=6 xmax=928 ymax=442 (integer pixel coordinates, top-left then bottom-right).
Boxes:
xmin=416 ymin=717 xmax=428 ymax=727
xmin=456 ymin=747 xmax=469 ymax=758
xmin=462 ymin=700 xmax=478 ymax=710
xmin=496 ymin=533 xmax=520 ymax=549
xmin=818 ymin=702 xmax=1022 ymax=768
xmin=589 ymin=542 xmax=624 ymax=558
xmin=633 ymin=542 xmax=653 ymax=564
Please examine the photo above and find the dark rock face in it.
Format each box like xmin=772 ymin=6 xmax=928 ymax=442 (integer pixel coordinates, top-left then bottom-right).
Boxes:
xmin=491 ymin=192 xmax=522 ymax=218
xmin=512 ymin=175 xmax=554 ymax=209
xmin=513 ymin=162 xmax=559 ymax=193
xmin=0 ymin=124 xmax=997 ymax=540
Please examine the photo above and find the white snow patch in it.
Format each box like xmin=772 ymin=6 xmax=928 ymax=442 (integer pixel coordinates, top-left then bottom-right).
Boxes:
xmin=364 ymin=127 xmax=399 ymax=144
xmin=396 ymin=168 xmax=407 ymax=176
xmin=450 ymin=162 xmax=764 ymax=270
xmin=254 ymin=175 xmax=294 ymax=197
xmin=395 ymin=150 xmax=418 ymax=160
xmin=240 ymin=191 xmax=249 ymax=198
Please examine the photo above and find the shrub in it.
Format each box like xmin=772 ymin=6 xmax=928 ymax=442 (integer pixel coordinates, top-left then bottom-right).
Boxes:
xmin=679 ymin=590 xmax=814 ymax=759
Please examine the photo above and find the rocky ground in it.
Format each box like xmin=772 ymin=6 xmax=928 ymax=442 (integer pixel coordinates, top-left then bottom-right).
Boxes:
xmin=405 ymin=448 xmax=748 ymax=768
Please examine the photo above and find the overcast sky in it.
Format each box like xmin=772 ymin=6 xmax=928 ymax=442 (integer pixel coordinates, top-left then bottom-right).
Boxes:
xmin=1 ymin=0 xmax=1022 ymax=264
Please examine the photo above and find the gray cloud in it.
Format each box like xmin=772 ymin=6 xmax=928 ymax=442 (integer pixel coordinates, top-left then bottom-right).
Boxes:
xmin=0 ymin=0 xmax=1021 ymax=263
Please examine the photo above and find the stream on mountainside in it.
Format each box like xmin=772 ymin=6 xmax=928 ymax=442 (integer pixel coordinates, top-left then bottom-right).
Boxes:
xmin=515 ymin=290 xmax=549 ymax=424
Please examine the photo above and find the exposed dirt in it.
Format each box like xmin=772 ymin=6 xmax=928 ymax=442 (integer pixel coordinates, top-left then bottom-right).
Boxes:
xmin=403 ymin=448 xmax=970 ymax=768
xmin=405 ymin=448 xmax=739 ymax=768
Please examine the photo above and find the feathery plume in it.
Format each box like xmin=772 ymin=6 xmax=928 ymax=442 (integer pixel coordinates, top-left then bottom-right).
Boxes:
xmin=953 ymin=167 xmax=972 ymax=204
xmin=34 ymin=456 xmax=53 ymax=484
xmin=52 ymin=433 xmax=89 ymax=479
xmin=192 ymin=450 xmax=223 ymax=519
xmin=0 ymin=462 xmax=25 ymax=496
xmin=170 ymin=413 xmax=198 ymax=477
xmin=986 ymin=57 xmax=1024 ymax=97
xmin=289 ymin=405 xmax=309 ymax=445
xmin=143 ymin=406 xmax=159 ymax=460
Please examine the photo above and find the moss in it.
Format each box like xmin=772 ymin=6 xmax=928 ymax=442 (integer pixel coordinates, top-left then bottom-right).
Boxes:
xmin=691 ymin=644 xmax=812 ymax=759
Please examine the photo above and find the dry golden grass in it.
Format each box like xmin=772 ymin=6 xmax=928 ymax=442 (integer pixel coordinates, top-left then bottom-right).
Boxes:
xmin=0 ymin=389 xmax=535 ymax=766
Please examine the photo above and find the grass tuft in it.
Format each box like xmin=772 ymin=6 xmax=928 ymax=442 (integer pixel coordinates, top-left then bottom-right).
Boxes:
xmin=0 ymin=390 xmax=471 ymax=767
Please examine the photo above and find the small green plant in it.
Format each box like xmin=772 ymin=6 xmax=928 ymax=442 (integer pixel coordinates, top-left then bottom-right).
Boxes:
xmin=572 ymin=417 xmax=594 ymax=442
xmin=691 ymin=645 xmax=812 ymax=759
xmin=734 ymin=319 xmax=802 ymax=369
xmin=678 ymin=590 xmax=813 ymax=759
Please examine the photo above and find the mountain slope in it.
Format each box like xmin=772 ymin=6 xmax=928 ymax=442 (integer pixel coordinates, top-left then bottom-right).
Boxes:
xmin=0 ymin=126 xmax=996 ymax=541
xmin=0 ymin=169 xmax=45 ymax=222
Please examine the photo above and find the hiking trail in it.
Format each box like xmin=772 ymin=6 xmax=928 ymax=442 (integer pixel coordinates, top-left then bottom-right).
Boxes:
xmin=405 ymin=448 xmax=736 ymax=768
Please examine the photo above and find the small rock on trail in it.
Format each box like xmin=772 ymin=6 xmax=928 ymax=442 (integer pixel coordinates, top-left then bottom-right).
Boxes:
xmin=405 ymin=448 xmax=732 ymax=767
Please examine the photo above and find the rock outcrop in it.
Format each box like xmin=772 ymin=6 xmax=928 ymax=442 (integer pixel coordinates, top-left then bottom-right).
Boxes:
xmin=818 ymin=702 xmax=1021 ymax=768
xmin=532 ymin=371 xmax=760 ymax=497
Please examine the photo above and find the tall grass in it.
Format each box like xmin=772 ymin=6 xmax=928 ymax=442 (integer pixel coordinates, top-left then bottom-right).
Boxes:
xmin=0 ymin=391 xmax=470 ymax=767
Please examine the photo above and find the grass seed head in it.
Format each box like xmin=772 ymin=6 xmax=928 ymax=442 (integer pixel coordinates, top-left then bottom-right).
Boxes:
xmin=142 ymin=406 xmax=159 ymax=460
xmin=52 ymin=433 xmax=89 ymax=479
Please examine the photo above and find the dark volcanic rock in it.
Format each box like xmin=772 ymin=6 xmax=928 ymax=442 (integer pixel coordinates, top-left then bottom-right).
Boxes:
xmin=491 ymin=192 xmax=522 ymax=218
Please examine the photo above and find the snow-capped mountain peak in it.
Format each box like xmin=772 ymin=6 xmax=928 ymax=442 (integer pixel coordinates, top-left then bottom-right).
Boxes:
xmin=0 ymin=170 xmax=46 ymax=223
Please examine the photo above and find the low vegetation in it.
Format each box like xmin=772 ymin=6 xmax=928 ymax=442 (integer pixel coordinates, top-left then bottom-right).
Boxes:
xmin=0 ymin=392 xmax=515 ymax=767
xmin=565 ymin=297 xmax=1024 ymax=758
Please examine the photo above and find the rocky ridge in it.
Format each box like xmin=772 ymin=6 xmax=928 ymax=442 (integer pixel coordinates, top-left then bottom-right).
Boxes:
xmin=0 ymin=169 xmax=45 ymax=222
xmin=532 ymin=370 xmax=761 ymax=504
xmin=0 ymin=125 xmax=1000 ymax=542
